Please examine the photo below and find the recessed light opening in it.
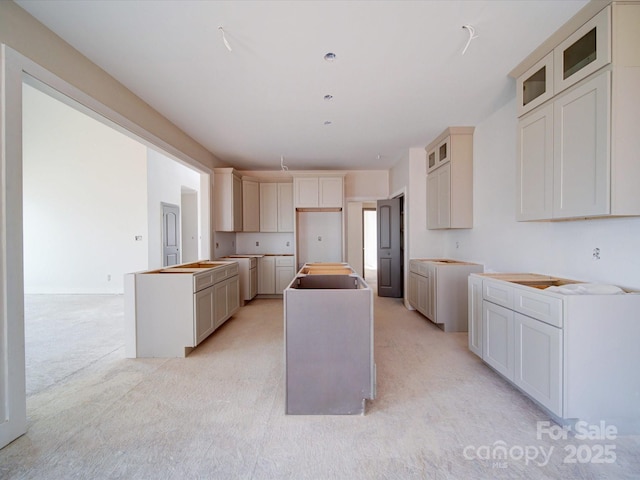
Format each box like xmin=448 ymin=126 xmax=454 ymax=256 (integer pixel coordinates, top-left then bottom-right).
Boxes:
xmin=324 ymin=94 xmax=333 ymax=101
xmin=324 ymin=52 xmax=336 ymax=62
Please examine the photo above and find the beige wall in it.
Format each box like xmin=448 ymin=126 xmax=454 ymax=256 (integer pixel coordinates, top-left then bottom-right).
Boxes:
xmin=0 ymin=1 xmax=219 ymax=170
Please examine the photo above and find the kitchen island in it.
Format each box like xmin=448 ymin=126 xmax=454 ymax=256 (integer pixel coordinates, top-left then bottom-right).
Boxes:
xmin=125 ymin=260 xmax=240 ymax=358
xmin=284 ymin=263 xmax=375 ymax=414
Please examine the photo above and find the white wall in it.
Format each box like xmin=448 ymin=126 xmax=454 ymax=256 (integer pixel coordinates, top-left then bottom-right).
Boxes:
xmin=23 ymin=83 xmax=148 ymax=294
xmin=147 ymin=149 xmax=202 ymax=269
xmin=344 ymin=170 xmax=389 ymax=200
xmin=400 ymin=94 xmax=640 ymax=290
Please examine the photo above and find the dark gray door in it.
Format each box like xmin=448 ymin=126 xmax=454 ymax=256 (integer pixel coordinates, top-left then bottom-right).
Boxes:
xmin=162 ymin=203 xmax=180 ymax=266
xmin=377 ymin=197 xmax=403 ymax=297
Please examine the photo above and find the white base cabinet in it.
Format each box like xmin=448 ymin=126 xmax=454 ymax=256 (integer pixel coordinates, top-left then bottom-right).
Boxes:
xmin=258 ymin=256 xmax=295 ymax=294
xmin=470 ymin=273 xmax=640 ymax=432
xmin=408 ymin=259 xmax=483 ymax=332
xmin=126 ymin=261 xmax=240 ymax=358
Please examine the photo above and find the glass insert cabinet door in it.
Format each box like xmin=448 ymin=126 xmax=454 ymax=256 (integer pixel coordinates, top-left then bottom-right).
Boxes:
xmin=553 ymin=5 xmax=610 ymax=94
xmin=517 ymin=52 xmax=554 ymax=116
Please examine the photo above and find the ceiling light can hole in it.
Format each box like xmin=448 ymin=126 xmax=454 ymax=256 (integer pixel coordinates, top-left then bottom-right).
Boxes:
xmin=324 ymin=52 xmax=336 ymax=62
xmin=324 ymin=94 xmax=333 ymax=101
xmin=324 ymin=121 xmax=332 ymax=125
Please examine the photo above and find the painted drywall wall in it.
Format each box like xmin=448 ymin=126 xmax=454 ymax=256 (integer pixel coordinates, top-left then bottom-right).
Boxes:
xmin=235 ymin=233 xmax=295 ymax=255
xmin=22 ymin=83 xmax=148 ymax=294
xmin=0 ymin=1 xmax=218 ymax=170
xmin=400 ymin=95 xmax=640 ymax=290
xmin=147 ymin=149 xmax=202 ymax=269
xmin=344 ymin=170 xmax=389 ymax=200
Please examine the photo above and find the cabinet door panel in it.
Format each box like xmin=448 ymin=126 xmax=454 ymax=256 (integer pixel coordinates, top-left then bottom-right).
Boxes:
xmin=226 ymin=276 xmax=240 ymax=316
xmin=258 ymin=257 xmax=276 ymax=294
xmin=553 ymin=6 xmax=610 ymax=94
xmin=259 ymin=183 xmax=278 ymax=232
xmin=416 ymin=273 xmax=428 ymax=316
xmin=242 ymin=180 xmax=260 ymax=232
xmin=426 ymin=164 xmax=451 ymax=229
xmin=195 ymin=286 xmax=215 ymax=344
xmin=214 ymin=281 xmax=228 ymax=328
xmin=294 ymin=177 xmax=319 ymax=207
xmin=553 ymin=71 xmax=610 ymax=218
xmin=318 ymin=177 xmax=343 ymax=208
xmin=276 ymin=266 xmax=295 ymax=293
xmin=468 ymin=276 xmax=483 ymax=357
xmin=408 ymin=272 xmax=418 ymax=308
xmin=517 ymin=103 xmax=554 ymax=221
xmin=483 ymin=302 xmax=514 ymax=380
xmin=514 ymin=313 xmax=562 ymax=416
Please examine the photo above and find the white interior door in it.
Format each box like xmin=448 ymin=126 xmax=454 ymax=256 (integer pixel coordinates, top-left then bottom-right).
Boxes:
xmin=162 ymin=203 xmax=180 ymax=266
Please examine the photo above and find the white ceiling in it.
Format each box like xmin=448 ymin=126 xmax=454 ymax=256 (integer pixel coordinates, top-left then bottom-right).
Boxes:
xmin=16 ymin=0 xmax=588 ymax=171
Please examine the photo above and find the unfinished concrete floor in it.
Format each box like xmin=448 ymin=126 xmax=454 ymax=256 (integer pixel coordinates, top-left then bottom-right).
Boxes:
xmin=1 ymin=294 xmax=639 ymax=479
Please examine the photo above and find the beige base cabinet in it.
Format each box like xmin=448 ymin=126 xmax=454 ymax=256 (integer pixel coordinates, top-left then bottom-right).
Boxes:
xmin=470 ymin=273 xmax=640 ymax=431
xmin=425 ymin=127 xmax=474 ymax=229
xmin=258 ymin=256 xmax=295 ymax=294
xmin=126 ymin=261 xmax=240 ymax=358
xmin=408 ymin=259 xmax=483 ymax=332
xmin=514 ymin=3 xmax=640 ymax=221
xmin=258 ymin=256 xmax=276 ymax=294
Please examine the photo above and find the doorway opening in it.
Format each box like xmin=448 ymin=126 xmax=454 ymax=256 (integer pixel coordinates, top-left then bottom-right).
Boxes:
xmin=21 ymin=78 xmax=205 ymax=399
xmin=363 ymin=208 xmax=377 ymax=286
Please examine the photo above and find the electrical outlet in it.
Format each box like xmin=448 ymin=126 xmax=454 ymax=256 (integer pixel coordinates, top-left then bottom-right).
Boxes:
xmin=215 ymin=242 xmax=219 ymax=248
xmin=456 ymin=241 xmax=460 ymax=249
xmin=256 ymin=241 xmax=260 ymax=247
xmin=134 ymin=235 xmax=143 ymax=241
xmin=286 ymin=241 xmax=290 ymax=247
xmin=317 ymin=236 xmax=322 ymax=241
xmin=107 ymin=274 xmax=111 ymax=282
xmin=593 ymin=247 xmax=601 ymax=260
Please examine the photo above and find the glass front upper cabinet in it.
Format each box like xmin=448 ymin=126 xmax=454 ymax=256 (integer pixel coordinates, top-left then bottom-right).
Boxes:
xmin=427 ymin=137 xmax=451 ymax=173
xmin=517 ymin=52 xmax=554 ymax=117
xmin=553 ymin=6 xmax=610 ymax=94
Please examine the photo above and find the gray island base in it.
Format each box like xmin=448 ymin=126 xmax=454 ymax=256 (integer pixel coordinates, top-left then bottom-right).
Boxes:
xmin=284 ymin=265 xmax=375 ymax=415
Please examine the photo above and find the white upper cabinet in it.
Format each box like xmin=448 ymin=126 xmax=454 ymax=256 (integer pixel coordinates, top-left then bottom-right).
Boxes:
xmin=553 ymin=6 xmax=611 ymax=94
xmin=513 ymin=3 xmax=640 ymax=221
xmin=293 ymin=175 xmax=344 ymax=208
xmin=425 ymin=127 xmax=474 ymax=229
xmin=427 ymin=136 xmax=450 ymax=174
xmin=516 ymin=103 xmax=554 ymax=221
xmin=214 ymin=168 xmax=243 ymax=232
xmin=259 ymin=183 xmax=278 ymax=232
xmin=553 ymin=71 xmax=610 ymax=219
xmin=517 ymin=52 xmax=554 ymax=117
xmin=260 ymin=182 xmax=293 ymax=232
xmin=242 ymin=178 xmax=260 ymax=232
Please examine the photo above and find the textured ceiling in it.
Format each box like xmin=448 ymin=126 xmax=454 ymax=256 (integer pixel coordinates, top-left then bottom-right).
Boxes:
xmin=16 ymin=0 xmax=588 ymax=170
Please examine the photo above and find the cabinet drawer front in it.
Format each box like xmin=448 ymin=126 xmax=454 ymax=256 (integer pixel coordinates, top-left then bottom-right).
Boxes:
xmin=409 ymin=260 xmax=428 ymax=276
xmin=194 ymin=271 xmax=215 ymax=292
xmin=514 ymin=289 xmax=563 ymax=327
xmin=483 ymin=280 xmax=514 ymax=309
xmin=214 ymin=263 xmax=239 ymax=283
xmin=275 ymin=256 xmax=294 ymax=266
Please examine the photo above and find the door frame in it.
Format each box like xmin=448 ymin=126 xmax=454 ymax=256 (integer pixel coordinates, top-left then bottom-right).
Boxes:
xmin=0 ymin=45 xmax=212 ymax=449
xmin=390 ymin=187 xmax=409 ymax=307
